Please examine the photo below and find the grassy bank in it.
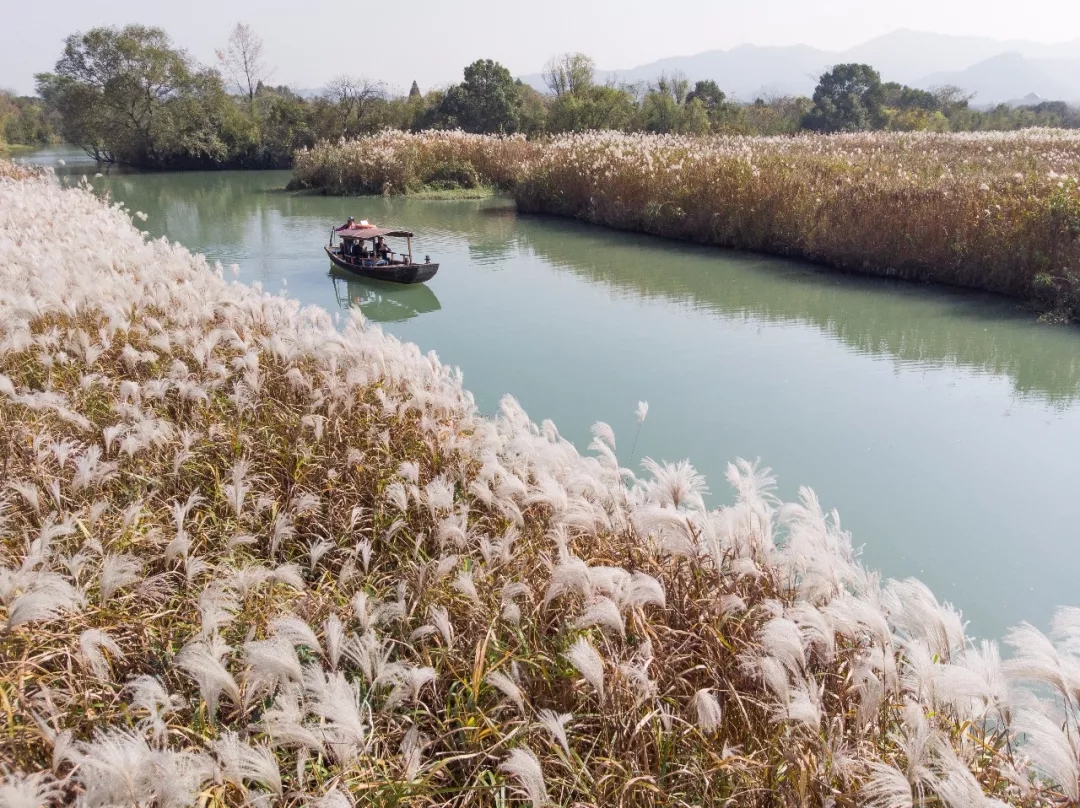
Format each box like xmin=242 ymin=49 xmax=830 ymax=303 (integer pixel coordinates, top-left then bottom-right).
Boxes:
xmin=3 ymin=162 xmax=1080 ymax=806
xmin=294 ymin=130 xmax=1080 ymax=320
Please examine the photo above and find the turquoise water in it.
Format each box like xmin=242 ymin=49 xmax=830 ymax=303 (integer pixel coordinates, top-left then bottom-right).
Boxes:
xmin=20 ymin=145 xmax=1080 ymax=641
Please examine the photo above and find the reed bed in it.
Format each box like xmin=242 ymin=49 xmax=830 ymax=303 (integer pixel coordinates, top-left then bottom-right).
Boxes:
xmin=295 ymin=129 xmax=1080 ymax=319
xmin=290 ymin=131 xmax=532 ymax=195
xmin=3 ymin=163 xmax=1080 ymax=807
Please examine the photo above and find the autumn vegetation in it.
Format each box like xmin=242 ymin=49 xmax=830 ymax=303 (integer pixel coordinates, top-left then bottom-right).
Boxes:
xmin=4 ymin=161 xmax=1080 ymax=806
xmin=291 ymin=129 xmax=1080 ymax=320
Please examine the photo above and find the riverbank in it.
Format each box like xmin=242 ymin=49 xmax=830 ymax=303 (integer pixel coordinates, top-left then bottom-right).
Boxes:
xmin=294 ymin=130 xmax=1080 ymax=321
xmin=2 ymin=162 xmax=1076 ymax=806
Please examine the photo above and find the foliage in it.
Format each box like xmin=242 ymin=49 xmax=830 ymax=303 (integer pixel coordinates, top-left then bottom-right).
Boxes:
xmin=804 ymin=63 xmax=887 ymax=133
xmin=35 ymin=25 xmax=238 ymax=167
xmin=438 ymin=59 xmax=522 ymax=134
xmin=0 ymin=92 xmax=58 ymax=146
xmin=543 ymin=52 xmax=596 ymax=96
xmin=4 ymin=165 xmax=1080 ymax=806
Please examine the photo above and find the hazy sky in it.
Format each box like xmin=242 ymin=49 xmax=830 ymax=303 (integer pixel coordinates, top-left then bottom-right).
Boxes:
xmin=3 ymin=0 xmax=1079 ymax=95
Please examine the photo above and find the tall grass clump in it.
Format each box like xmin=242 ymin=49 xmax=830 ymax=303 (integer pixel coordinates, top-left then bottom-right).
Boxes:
xmin=295 ymin=129 xmax=1080 ymax=318
xmin=5 ymin=159 xmax=1080 ymax=806
xmin=290 ymin=130 xmax=532 ymax=195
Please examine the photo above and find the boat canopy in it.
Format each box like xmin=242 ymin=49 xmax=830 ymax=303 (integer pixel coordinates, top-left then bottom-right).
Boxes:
xmin=337 ymin=226 xmax=414 ymax=239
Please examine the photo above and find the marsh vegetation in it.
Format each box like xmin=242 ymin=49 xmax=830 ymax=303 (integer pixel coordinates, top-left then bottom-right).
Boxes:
xmin=4 ymin=162 xmax=1080 ymax=806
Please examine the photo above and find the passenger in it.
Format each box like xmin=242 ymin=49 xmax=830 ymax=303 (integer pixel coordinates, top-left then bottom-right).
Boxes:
xmin=375 ymin=237 xmax=392 ymax=262
xmin=336 ymin=216 xmax=356 ymax=232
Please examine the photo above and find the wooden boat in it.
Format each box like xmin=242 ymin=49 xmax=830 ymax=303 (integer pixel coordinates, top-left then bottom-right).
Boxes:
xmin=326 ymin=223 xmax=439 ymax=285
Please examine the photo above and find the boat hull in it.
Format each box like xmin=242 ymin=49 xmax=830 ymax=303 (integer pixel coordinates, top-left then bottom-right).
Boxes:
xmin=325 ymin=246 xmax=439 ymax=284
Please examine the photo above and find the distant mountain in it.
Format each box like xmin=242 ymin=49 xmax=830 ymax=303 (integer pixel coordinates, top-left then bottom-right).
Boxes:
xmin=520 ymin=45 xmax=831 ymax=99
xmin=519 ymin=29 xmax=1080 ymax=104
xmin=919 ymin=53 xmax=1080 ymax=105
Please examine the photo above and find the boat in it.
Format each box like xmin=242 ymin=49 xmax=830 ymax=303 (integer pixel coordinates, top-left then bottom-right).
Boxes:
xmin=326 ymin=221 xmax=439 ymax=285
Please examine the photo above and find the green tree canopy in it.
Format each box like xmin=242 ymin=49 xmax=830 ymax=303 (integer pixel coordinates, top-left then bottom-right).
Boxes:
xmin=804 ymin=63 xmax=886 ymax=133
xmin=548 ymin=84 xmax=635 ymax=132
xmin=36 ymin=25 xmax=235 ymax=166
xmin=686 ymin=79 xmax=726 ymax=111
xmin=438 ymin=59 xmax=520 ymax=133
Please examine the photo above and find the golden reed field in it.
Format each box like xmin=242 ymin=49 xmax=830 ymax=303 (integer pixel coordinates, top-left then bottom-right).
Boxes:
xmin=3 ymin=162 xmax=1080 ymax=806
xmin=293 ymin=129 xmax=1080 ymax=320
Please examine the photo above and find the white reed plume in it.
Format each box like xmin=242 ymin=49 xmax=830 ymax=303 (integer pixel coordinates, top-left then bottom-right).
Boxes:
xmin=565 ymin=636 xmax=605 ymax=702
xmin=543 ymin=556 xmax=592 ymax=605
xmin=384 ymin=666 xmax=437 ymax=711
xmin=176 ymin=636 xmax=241 ymax=720
xmin=313 ymin=787 xmax=353 ymax=808
xmin=861 ymin=762 xmax=915 ymax=808
xmin=4 ymin=573 xmax=83 ymax=630
xmin=269 ymin=615 xmax=322 ymax=653
xmin=429 ymin=605 xmax=454 ymax=647
xmin=400 ymin=726 xmax=431 ymax=781
xmin=302 ymin=668 xmax=370 ymax=764
xmin=211 ymin=731 xmax=282 ymax=797
xmin=453 ymin=569 xmax=480 ymax=605
xmin=307 ymin=537 xmax=335 ymax=571
xmin=0 ymin=772 xmax=60 ymax=808
xmin=97 ymin=553 xmax=143 ymax=603
xmin=499 ymin=748 xmax=548 ymax=808
xmin=694 ymin=688 xmax=723 ymax=733
xmin=242 ymin=637 xmax=303 ymax=702
xmin=485 ymin=669 xmax=526 ymax=714
xmin=254 ymin=683 xmax=323 ymax=754
xmin=198 ymin=581 xmax=239 ymax=637
xmin=572 ymin=597 xmax=625 ymax=637
xmin=536 ymin=709 xmax=572 ymax=757
xmin=223 ymin=457 xmax=252 ymax=520
xmin=640 ymin=457 xmax=708 ymax=511
xmin=70 ymin=729 xmax=160 ymax=808
xmin=1013 ymin=708 xmax=1080 ymax=801
xmin=125 ymin=675 xmax=179 ymax=748
xmin=324 ymin=613 xmax=345 ymax=669
xmin=79 ymin=628 xmax=124 ymax=680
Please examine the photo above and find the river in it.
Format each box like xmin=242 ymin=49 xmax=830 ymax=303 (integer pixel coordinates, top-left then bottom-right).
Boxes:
xmin=17 ymin=145 xmax=1080 ymax=642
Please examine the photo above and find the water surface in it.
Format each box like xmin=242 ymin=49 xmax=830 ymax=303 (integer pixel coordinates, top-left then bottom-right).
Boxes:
xmin=21 ymin=146 xmax=1080 ymax=641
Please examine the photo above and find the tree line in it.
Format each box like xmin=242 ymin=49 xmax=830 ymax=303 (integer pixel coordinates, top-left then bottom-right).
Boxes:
xmin=9 ymin=23 xmax=1080 ymax=167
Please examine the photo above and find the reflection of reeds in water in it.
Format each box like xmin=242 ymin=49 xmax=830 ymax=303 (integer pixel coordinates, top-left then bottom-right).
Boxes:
xmin=5 ymin=161 xmax=1080 ymax=807
xmin=514 ymin=218 xmax=1080 ymax=404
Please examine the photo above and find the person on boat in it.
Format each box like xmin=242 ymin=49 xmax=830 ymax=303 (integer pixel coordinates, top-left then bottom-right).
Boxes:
xmin=336 ymin=217 xmax=356 ymax=232
xmin=375 ymin=237 xmax=392 ymax=262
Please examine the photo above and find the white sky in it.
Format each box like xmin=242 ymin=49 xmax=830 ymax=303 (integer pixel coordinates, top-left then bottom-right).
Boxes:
xmin=2 ymin=0 xmax=1079 ymax=96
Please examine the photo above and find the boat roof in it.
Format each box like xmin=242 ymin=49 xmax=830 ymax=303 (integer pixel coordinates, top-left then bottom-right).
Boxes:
xmin=337 ymin=226 xmax=414 ymax=239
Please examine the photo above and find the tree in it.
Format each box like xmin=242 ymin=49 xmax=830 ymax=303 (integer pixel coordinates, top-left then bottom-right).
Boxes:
xmin=216 ymin=23 xmax=270 ymax=105
xmin=640 ymin=73 xmax=691 ymax=133
xmin=804 ymin=63 xmax=886 ymax=133
xmin=543 ymin=53 xmax=595 ymax=97
xmin=323 ymin=75 xmax=386 ymax=136
xmin=686 ymin=80 xmax=726 ymax=111
xmin=438 ymin=59 xmax=520 ymax=133
xmin=36 ymin=25 xmax=229 ymax=165
xmin=548 ymin=84 xmax=635 ymax=132
xmin=409 ymin=80 xmax=421 ymax=99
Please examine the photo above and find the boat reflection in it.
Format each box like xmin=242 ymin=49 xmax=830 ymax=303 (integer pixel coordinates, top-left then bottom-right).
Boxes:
xmin=329 ymin=269 xmax=442 ymax=323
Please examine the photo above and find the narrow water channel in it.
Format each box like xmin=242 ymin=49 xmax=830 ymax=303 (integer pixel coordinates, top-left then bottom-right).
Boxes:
xmin=20 ymin=146 xmax=1080 ymax=641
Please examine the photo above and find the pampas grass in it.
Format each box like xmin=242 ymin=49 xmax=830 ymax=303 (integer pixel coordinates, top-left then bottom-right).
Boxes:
xmin=4 ymin=158 xmax=1080 ymax=806
xmin=296 ymin=129 xmax=1080 ymax=319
